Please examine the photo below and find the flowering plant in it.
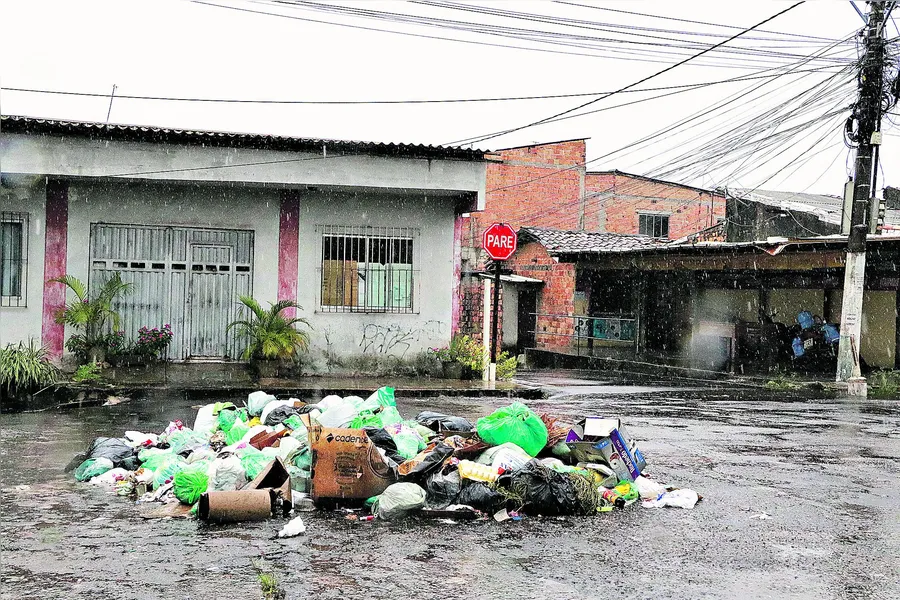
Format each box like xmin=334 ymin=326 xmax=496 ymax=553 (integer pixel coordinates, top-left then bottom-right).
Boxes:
xmin=134 ymin=324 xmax=173 ymax=358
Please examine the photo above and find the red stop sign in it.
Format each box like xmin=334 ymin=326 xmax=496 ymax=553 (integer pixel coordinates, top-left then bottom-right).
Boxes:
xmin=482 ymin=223 xmax=518 ymax=261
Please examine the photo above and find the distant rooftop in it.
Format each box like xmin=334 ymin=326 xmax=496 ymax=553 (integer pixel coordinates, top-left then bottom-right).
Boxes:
xmin=731 ymin=188 xmax=900 ymax=228
xmin=519 ymin=226 xmax=668 ymax=254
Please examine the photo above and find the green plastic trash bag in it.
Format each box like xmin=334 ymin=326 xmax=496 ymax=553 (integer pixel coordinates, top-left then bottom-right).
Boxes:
xmin=374 ymin=482 xmax=426 ymax=520
xmin=138 ymin=448 xmax=174 ymax=471
xmin=167 ymin=429 xmax=206 ymax=455
xmin=174 ymin=465 xmax=209 ymax=504
xmin=241 ymin=454 xmax=273 ymax=480
xmin=217 ymin=409 xmax=238 ymax=433
xmin=74 ymin=457 xmax=114 ymax=482
xmin=292 ymin=446 xmax=312 ymax=472
xmin=153 ymin=456 xmax=187 ymax=488
xmin=283 ymin=415 xmax=306 ymax=433
xmin=476 ymin=402 xmax=549 ymax=457
xmin=350 ymin=409 xmax=383 ymax=429
xmin=388 ymin=426 xmax=424 ymax=461
xmin=213 ymin=401 xmax=236 ymax=415
xmin=360 ymin=386 xmax=397 ymax=411
xmin=225 ymin=420 xmax=250 ymax=446
xmin=379 ymin=406 xmax=403 ymax=428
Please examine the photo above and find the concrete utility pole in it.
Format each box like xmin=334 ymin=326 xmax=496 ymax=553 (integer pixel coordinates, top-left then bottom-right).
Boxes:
xmin=836 ymin=1 xmax=888 ymax=390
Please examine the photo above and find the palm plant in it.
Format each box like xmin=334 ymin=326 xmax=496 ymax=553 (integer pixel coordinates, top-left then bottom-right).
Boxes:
xmin=227 ymin=296 xmax=311 ymax=361
xmin=50 ymin=273 xmax=132 ymax=363
xmin=0 ymin=340 xmax=61 ymax=397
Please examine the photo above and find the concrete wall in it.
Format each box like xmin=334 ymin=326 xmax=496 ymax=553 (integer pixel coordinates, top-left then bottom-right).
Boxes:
xmin=295 ymin=188 xmax=456 ymax=361
xmin=2 ymin=133 xmax=486 ymax=206
xmin=769 ymin=289 xmax=825 ymax=324
xmin=0 ymin=177 xmax=47 ymax=345
xmin=830 ymin=289 xmax=896 ymax=368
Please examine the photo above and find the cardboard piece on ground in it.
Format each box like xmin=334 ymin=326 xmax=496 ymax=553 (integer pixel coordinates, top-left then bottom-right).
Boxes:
xmin=139 ymin=502 xmax=195 ymax=520
xmin=565 ymin=417 xmax=647 ymax=481
xmin=249 ymin=429 xmax=289 ymax=450
xmin=309 ymin=424 xmax=396 ymax=501
xmin=242 ymin=456 xmax=293 ymax=516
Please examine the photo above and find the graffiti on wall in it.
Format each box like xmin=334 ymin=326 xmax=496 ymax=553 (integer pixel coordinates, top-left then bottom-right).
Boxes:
xmin=359 ymin=320 xmax=446 ymax=356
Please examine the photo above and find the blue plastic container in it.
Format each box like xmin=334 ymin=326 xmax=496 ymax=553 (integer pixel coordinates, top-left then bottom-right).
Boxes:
xmin=797 ymin=311 xmax=815 ymax=330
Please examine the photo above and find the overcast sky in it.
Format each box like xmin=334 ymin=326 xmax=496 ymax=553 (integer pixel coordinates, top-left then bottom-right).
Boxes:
xmin=2 ymin=0 xmax=897 ymax=196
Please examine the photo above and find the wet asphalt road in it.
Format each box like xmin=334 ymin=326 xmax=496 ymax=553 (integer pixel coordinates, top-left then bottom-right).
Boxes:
xmin=1 ymin=381 xmax=898 ymax=600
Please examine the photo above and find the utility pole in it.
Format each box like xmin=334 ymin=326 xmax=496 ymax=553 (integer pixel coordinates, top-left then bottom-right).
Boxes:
xmin=836 ymin=1 xmax=888 ymax=390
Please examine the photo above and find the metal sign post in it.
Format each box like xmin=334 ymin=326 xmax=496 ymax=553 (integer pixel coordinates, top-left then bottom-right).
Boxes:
xmin=482 ymin=223 xmax=517 ymax=382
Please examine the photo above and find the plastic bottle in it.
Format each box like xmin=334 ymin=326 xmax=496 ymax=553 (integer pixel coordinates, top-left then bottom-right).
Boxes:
xmin=457 ymin=460 xmax=499 ymax=483
xmin=600 ymin=487 xmax=625 ymax=508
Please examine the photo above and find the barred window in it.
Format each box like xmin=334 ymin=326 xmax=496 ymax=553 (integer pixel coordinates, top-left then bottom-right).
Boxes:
xmin=639 ymin=213 xmax=670 ymax=239
xmin=1 ymin=212 xmax=28 ymax=307
xmin=319 ymin=225 xmax=417 ymax=313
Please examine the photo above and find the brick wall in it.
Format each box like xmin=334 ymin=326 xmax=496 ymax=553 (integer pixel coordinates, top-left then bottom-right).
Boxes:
xmin=506 ymin=241 xmax=575 ymax=350
xmin=585 ymin=171 xmax=725 ymax=239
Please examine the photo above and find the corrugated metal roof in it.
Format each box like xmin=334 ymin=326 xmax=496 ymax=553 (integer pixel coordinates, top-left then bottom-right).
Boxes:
xmin=732 ymin=188 xmax=900 ymax=228
xmin=519 ymin=226 xmax=668 ymax=254
xmin=0 ymin=114 xmax=485 ymax=161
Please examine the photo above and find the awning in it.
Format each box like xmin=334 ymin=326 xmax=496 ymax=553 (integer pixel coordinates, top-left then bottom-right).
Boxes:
xmin=477 ymin=273 xmax=544 ymax=284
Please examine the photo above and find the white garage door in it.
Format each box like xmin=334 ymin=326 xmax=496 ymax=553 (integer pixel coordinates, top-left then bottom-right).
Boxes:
xmin=89 ymin=224 xmax=254 ymax=360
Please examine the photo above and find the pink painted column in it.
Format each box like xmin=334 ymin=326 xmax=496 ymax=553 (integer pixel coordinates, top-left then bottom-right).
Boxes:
xmin=42 ymin=180 xmax=69 ymax=358
xmin=450 ymin=214 xmax=465 ymax=336
xmin=278 ymin=191 xmax=301 ymax=318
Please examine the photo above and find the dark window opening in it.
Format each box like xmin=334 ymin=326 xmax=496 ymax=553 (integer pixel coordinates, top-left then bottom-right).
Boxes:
xmin=639 ymin=214 xmax=670 ymax=239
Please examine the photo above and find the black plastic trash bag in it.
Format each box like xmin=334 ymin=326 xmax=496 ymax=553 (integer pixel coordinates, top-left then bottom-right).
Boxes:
xmin=457 ymin=481 xmax=505 ymax=513
xmin=415 ymin=411 xmax=474 ymax=433
xmin=264 ymin=405 xmax=300 ymax=427
xmin=400 ymin=442 xmax=454 ymax=482
xmin=425 ymin=469 xmax=461 ymax=509
xmin=497 ymin=460 xmax=579 ymax=516
xmin=87 ymin=437 xmax=137 ymax=470
xmin=363 ymin=427 xmax=406 ymax=465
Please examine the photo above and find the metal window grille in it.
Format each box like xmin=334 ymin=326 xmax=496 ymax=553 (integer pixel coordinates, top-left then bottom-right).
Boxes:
xmin=639 ymin=213 xmax=669 ymax=239
xmin=1 ymin=212 xmax=28 ymax=307
xmin=318 ymin=225 xmax=418 ymax=313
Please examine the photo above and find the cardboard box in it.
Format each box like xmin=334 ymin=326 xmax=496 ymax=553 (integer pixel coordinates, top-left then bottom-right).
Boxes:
xmin=565 ymin=417 xmax=647 ymax=481
xmin=308 ymin=425 xmax=396 ymax=502
xmin=242 ymin=456 xmax=293 ymax=516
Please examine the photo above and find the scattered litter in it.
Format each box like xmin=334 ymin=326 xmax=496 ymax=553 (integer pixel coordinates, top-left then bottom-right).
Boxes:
xmin=277 ymin=516 xmax=306 ymax=538
xmin=69 ymin=388 xmax=699 ymax=530
xmin=750 ymin=512 xmax=773 ymax=520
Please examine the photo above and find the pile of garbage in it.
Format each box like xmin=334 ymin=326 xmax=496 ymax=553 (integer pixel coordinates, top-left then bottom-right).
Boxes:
xmin=68 ymin=387 xmax=699 ymax=528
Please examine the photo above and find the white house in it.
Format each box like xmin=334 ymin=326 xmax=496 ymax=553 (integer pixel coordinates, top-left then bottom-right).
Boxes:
xmin=0 ymin=115 xmax=486 ymax=367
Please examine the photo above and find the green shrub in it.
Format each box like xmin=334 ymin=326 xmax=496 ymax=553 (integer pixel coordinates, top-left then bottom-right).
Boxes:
xmin=496 ymin=351 xmax=518 ymax=381
xmin=869 ymin=370 xmax=900 ymax=398
xmin=0 ymin=340 xmax=61 ymax=396
xmin=73 ymin=362 xmax=102 ymax=383
xmin=228 ymin=296 xmax=311 ymax=361
xmin=51 ymin=273 xmax=132 ymax=364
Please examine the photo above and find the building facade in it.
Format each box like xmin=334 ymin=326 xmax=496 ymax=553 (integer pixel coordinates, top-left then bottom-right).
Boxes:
xmin=0 ymin=116 xmax=486 ymax=368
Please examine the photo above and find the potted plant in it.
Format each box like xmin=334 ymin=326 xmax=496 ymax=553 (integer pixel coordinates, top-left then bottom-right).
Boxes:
xmin=0 ymin=340 xmax=61 ymax=402
xmin=50 ymin=273 xmax=132 ymax=364
xmin=430 ymin=335 xmax=486 ymax=379
xmin=227 ymin=296 xmax=311 ymax=379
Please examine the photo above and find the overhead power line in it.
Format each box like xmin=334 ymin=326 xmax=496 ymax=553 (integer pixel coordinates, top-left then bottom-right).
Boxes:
xmin=447 ymin=1 xmax=808 ymax=146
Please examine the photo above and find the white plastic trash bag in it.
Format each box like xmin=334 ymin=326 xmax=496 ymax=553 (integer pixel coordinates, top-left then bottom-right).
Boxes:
xmin=316 ymin=395 xmax=344 ymax=411
xmin=247 ymin=391 xmax=277 ymax=416
xmin=634 ymin=476 xmax=667 ymax=500
xmin=476 ymin=442 xmax=531 ymax=473
xmin=314 ymin=401 xmax=359 ymax=428
xmin=642 ymin=488 xmax=699 ymax=509
xmin=193 ymin=404 xmax=218 ymax=439
xmin=375 ymin=483 xmax=427 ymax=521
xmin=209 ymin=455 xmax=247 ymax=491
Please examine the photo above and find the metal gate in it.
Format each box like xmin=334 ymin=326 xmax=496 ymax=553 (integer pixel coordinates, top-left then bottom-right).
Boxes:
xmin=89 ymin=224 xmax=254 ymax=360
